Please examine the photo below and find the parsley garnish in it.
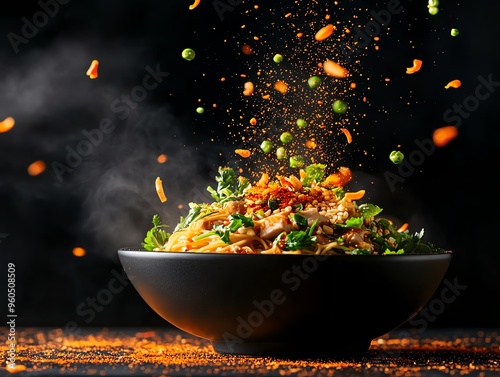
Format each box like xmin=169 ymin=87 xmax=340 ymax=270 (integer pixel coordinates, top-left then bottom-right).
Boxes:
xmin=142 ymin=214 xmax=170 ymax=251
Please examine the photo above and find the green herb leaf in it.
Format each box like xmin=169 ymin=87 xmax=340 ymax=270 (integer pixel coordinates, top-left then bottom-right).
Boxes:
xmin=358 ymin=203 xmax=383 ymax=219
xmin=142 ymin=214 xmax=170 ymax=251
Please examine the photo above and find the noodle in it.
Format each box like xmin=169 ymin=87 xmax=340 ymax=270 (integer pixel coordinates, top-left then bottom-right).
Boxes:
xmin=145 ymin=165 xmax=446 ymax=256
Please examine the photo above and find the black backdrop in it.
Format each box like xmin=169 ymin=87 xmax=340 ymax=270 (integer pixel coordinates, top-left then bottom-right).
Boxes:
xmin=1 ymin=0 xmax=499 ymax=331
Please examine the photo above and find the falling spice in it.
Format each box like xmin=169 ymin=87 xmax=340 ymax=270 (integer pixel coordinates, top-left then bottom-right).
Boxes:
xmin=86 ymin=60 xmax=99 ymax=79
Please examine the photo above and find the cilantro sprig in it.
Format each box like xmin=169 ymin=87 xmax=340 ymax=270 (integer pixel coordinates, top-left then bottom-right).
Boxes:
xmin=142 ymin=214 xmax=170 ymax=251
xmin=207 ymin=167 xmax=250 ymax=204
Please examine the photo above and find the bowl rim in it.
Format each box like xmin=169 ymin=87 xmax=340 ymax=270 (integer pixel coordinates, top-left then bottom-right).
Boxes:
xmin=118 ymin=247 xmax=452 ymax=258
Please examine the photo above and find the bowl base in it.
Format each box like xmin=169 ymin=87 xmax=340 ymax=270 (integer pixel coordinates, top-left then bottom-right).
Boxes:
xmin=211 ymin=339 xmax=372 ymax=359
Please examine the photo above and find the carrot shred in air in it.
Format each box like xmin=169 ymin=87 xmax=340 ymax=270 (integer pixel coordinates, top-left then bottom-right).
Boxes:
xmin=397 ymin=223 xmax=409 ymax=232
xmin=340 ymin=127 xmax=352 ymax=143
xmin=344 ymin=190 xmax=365 ymax=201
xmin=315 ymin=24 xmax=335 ymax=41
xmin=235 ymin=149 xmax=251 ymax=158
xmin=155 ymin=177 xmax=167 ymax=203
xmin=0 ymin=116 xmax=15 ymax=133
xmin=444 ymin=79 xmax=461 ymax=89
xmin=432 ymin=125 xmax=458 ymax=147
xmin=406 ymin=59 xmax=422 ymax=74
xmin=189 ymin=0 xmax=200 ymax=9
xmin=27 ymin=160 xmax=46 ymax=176
xmin=86 ymin=60 xmax=99 ymax=79
xmin=323 ymin=167 xmax=352 ymax=187
xmin=243 ymin=81 xmax=254 ymax=96
xmin=323 ymin=60 xmax=348 ymax=78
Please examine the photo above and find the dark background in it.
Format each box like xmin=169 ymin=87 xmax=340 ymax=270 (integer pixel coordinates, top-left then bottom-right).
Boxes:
xmin=0 ymin=0 xmax=498 ymax=331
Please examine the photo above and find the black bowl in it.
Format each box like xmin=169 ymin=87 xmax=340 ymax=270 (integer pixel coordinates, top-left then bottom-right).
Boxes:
xmin=118 ymin=248 xmax=452 ymax=358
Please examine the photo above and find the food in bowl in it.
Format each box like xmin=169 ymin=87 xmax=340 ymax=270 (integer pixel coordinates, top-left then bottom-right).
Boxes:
xmin=142 ymin=164 xmax=447 ymax=256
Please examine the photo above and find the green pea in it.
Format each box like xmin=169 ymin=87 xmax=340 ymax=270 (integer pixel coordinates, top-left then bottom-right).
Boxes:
xmin=296 ymin=118 xmax=307 ymax=129
xmin=428 ymin=0 xmax=439 ymax=6
xmin=389 ymin=150 xmax=404 ymax=165
xmin=260 ymin=140 xmax=273 ymax=154
xmin=280 ymin=132 xmax=293 ymax=144
xmin=308 ymin=76 xmax=322 ymax=89
xmin=182 ymin=48 xmax=196 ymax=61
xmin=273 ymin=54 xmax=284 ymax=63
xmin=276 ymin=147 xmax=287 ymax=160
xmin=428 ymin=6 xmax=439 ymax=15
xmin=450 ymin=28 xmax=459 ymax=37
xmin=196 ymin=107 xmax=205 ymax=114
xmin=289 ymin=155 xmax=304 ymax=168
xmin=332 ymin=100 xmax=348 ymax=114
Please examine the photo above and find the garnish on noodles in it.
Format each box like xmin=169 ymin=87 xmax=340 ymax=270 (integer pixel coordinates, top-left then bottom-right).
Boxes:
xmin=143 ymin=165 xmax=446 ymax=255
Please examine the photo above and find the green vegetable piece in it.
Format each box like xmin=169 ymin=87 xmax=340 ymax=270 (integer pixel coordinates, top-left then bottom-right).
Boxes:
xmin=280 ymin=132 xmax=293 ymax=144
xmin=302 ymin=163 xmax=326 ymax=187
xmin=273 ymin=54 xmax=284 ymax=63
xmin=428 ymin=0 xmax=439 ymax=6
xmin=276 ymin=147 xmax=287 ymax=160
xmin=332 ymin=100 xmax=348 ymax=114
xmin=389 ymin=150 xmax=404 ymax=165
xmin=450 ymin=28 xmax=459 ymax=37
xmin=196 ymin=107 xmax=205 ymax=114
xmin=428 ymin=6 xmax=439 ymax=15
xmin=182 ymin=48 xmax=196 ymax=61
xmin=142 ymin=214 xmax=170 ymax=251
xmin=308 ymin=76 xmax=322 ymax=89
xmin=289 ymin=155 xmax=305 ymax=168
xmin=296 ymin=118 xmax=307 ymax=129
xmin=260 ymin=140 xmax=273 ymax=154
xmin=268 ymin=198 xmax=280 ymax=211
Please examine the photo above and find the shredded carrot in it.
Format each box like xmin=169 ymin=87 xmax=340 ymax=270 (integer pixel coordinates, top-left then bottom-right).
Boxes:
xmin=27 ymin=160 xmax=46 ymax=176
xmin=235 ymin=149 xmax=251 ymax=158
xmin=315 ymin=24 xmax=335 ymax=41
xmin=261 ymin=94 xmax=270 ymax=100
xmin=444 ymin=79 xmax=461 ymax=89
xmin=432 ymin=125 xmax=458 ymax=147
xmin=323 ymin=60 xmax=348 ymax=78
xmin=86 ymin=60 xmax=99 ymax=79
xmin=323 ymin=167 xmax=352 ymax=187
xmin=274 ymin=80 xmax=288 ymax=94
xmin=243 ymin=81 xmax=254 ymax=96
xmin=249 ymin=117 xmax=257 ymax=125
xmin=157 ymin=154 xmax=168 ymax=163
xmin=0 ymin=116 xmax=15 ymax=133
xmin=72 ymin=247 xmax=86 ymax=257
xmin=344 ymin=190 xmax=365 ymax=201
xmin=397 ymin=223 xmax=409 ymax=233
xmin=155 ymin=177 xmax=167 ymax=203
xmin=406 ymin=59 xmax=422 ymax=74
xmin=189 ymin=0 xmax=200 ymax=10
xmin=340 ymin=127 xmax=352 ymax=143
